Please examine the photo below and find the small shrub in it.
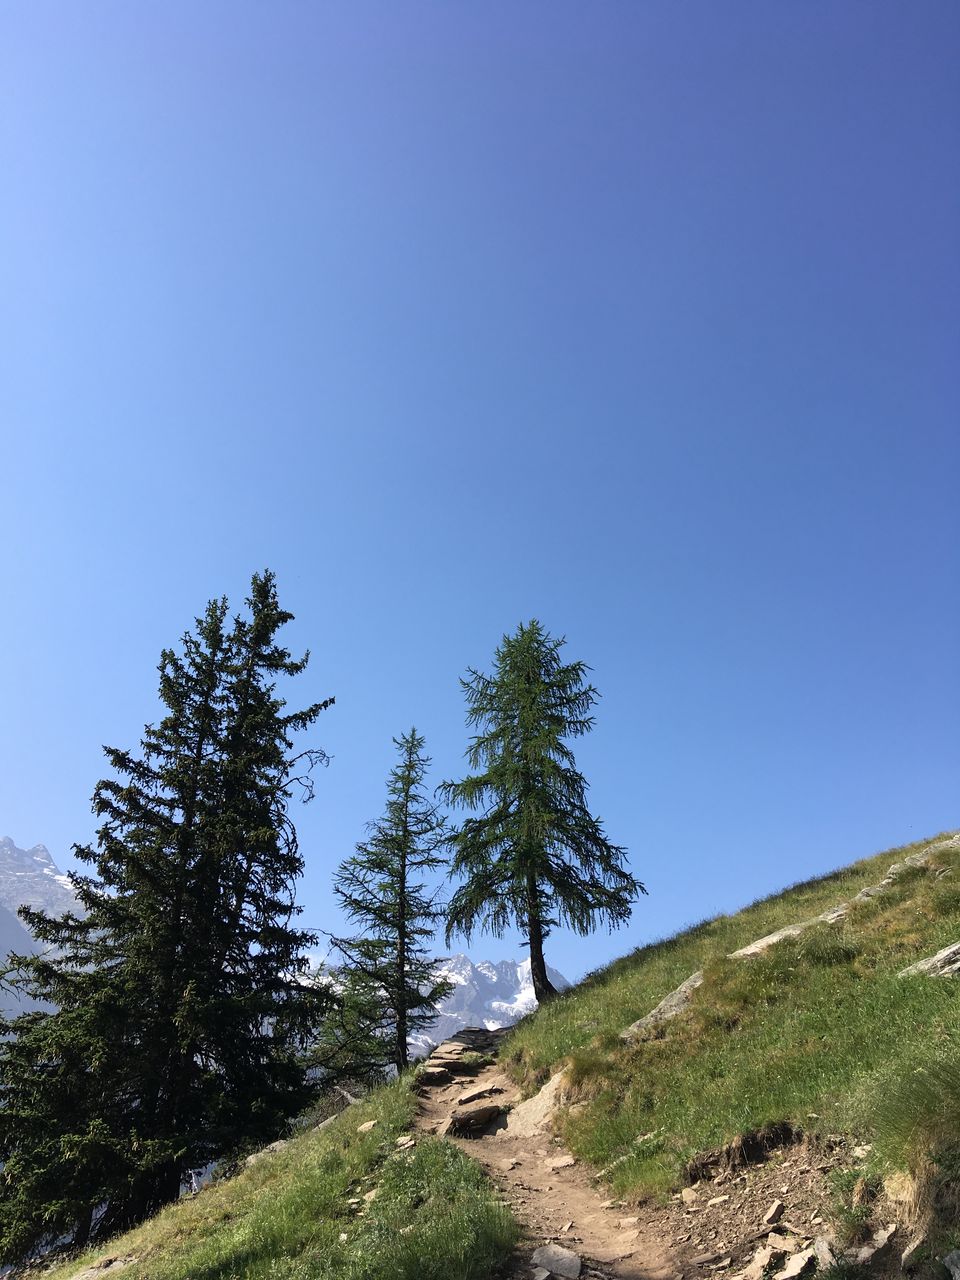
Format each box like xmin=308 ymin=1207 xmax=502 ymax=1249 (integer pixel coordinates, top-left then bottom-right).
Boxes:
xmin=871 ymin=1053 xmax=960 ymax=1237
xmin=458 ymin=1051 xmax=494 ymax=1069
xmin=828 ymin=1169 xmax=878 ymax=1246
xmin=816 ymin=1262 xmax=863 ymax=1280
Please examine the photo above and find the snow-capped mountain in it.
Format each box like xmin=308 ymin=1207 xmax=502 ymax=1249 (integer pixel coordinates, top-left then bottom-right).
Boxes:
xmin=407 ymin=953 xmax=570 ymax=1057
xmin=0 ymin=838 xmax=81 ymax=1017
xmin=0 ymin=840 xmax=570 ymax=1054
xmin=0 ymin=837 xmax=79 ymax=922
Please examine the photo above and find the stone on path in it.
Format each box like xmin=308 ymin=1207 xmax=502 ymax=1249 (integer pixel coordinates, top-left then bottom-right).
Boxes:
xmin=531 ymin=1241 xmax=582 ymax=1278
xmin=444 ymin=1103 xmax=503 ymax=1137
xmin=771 ymin=1248 xmax=815 ymax=1280
xmin=812 ymin=1238 xmax=834 ymax=1269
xmin=546 ymin=1153 xmax=576 ymax=1171
xmin=591 ymin=1240 xmax=639 ymax=1264
xmin=762 ymin=1199 xmax=785 ymax=1224
xmin=853 ymin=1223 xmax=896 ymax=1265
xmin=457 ymin=1083 xmax=504 ymax=1106
xmin=418 ymin=1065 xmax=453 ymax=1085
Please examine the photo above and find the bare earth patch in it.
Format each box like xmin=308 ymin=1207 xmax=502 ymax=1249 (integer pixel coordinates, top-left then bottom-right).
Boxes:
xmin=415 ymin=1029 xmax=681 ymax=1279
xmin=413 ymin=1031 xmax=904 ymax=1280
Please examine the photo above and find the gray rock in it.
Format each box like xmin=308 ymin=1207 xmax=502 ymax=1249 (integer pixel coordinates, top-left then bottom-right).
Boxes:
xmin=762 ymin=1199 xmax=785 ymax=1225
xmin=812 ymin=1237 xmax=834 ymax=1269
xmin=531 ymin=1242 xmax=582 ymax=1278
xmin=417 ymin=1065 xmax=453 ymax=1085
xmin=853 ymin=1223 xmax=896 ymax=1265
xmin=900 ymin=1235 xmax=926 ymax=1270
xmin=444 ymin=1103 xmax=504 ymax=1137
xmin=771 ymin=1249 xmax=815 ymax=1280
xmin=71 ymin=1258 xmax=138 ymax=1279
xmin=620 ymin=971 xmax=704 ymax=1040
xmin=245 ymin=1138 xmax=288 ymax=1167
xmin=619 ymin=834 xmax=960 ymax=1044
xmin=457 ymin=1083 xmax=504 ymax=1105
xmin=898 ymin=941 xmax=960 ymax=977
xmin=942 ymin=1249 xmax=960 ymax=1280
xmin=546 ymin=1153 xmax=576 ymax=1171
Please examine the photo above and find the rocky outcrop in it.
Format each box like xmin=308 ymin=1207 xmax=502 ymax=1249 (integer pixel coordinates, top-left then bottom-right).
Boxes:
xmin=621 ymin=835 xmax=959 ymax=1042
xmin=531 ymin=1242 xmax=582 ymax=1277
xmin=618 ymin=969 xmax=704 ymax=1040
xmin=899 ymin=941 xmax=960 ymax=978
xmin=503 ymin=1070 xmax=567 ymax=1138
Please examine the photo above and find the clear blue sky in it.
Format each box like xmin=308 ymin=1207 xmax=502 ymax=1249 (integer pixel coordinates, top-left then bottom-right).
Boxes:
xmin=2 ymin=3 xmax=957 ymax=981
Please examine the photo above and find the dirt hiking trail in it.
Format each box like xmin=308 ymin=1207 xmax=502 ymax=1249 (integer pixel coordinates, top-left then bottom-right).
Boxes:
xmin=414 ymin=1028 xmax=682 ymax=1280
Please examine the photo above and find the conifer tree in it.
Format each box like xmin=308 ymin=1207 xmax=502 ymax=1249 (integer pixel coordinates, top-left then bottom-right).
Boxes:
xmin=0 ymin=572 xmax=333 ymax=1262
xmin=330 ymin=729 xmax=452 ymax=1072
xmin=441 ymin=620 xmax=643 ymax=1003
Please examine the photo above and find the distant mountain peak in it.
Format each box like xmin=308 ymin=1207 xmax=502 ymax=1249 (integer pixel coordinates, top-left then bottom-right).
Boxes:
xmin=408 ymin=952 xmax=569 ymax=1057
xmin=0 ymin=836 xmax=79 ymax=921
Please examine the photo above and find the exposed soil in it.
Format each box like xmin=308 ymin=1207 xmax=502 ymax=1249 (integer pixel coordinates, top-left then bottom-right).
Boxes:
xmin=415 ymin=1028 xmax=680 ymax=1279
xmin=413 ymin=1030 xmax=902 ymax=1280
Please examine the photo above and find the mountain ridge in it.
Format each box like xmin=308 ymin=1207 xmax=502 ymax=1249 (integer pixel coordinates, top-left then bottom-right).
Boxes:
xmin=409 ymin=952 xmax=570 ymax=1056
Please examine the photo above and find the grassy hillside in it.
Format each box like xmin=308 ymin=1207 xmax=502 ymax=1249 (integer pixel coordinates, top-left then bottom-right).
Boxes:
xmin=38 ymin=1079 xmax=516 ymax=1280
xmin=32 ymin=831 xmax=959 ymax=1278
xmin=504 ymin=831 xmax=960 ymax=1215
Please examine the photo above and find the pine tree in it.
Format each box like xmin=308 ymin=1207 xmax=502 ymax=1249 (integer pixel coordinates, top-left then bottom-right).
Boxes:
xmin=330 ymin=729 xmax=452 ymax=1072
xmin=0 ymin=572 xmax=333 ymax=1262
xmin=440 ymin=620 xmax=644 ymax=1003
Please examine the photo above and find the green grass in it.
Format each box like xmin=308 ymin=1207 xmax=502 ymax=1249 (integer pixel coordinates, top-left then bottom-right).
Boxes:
xmin=31 ymin=830 xmax=960 ymax=1277
xmin=502 ymin=832 xmax=960 ymax=1206
xmin=38 ymin=1079 xmax=517 ymax=1280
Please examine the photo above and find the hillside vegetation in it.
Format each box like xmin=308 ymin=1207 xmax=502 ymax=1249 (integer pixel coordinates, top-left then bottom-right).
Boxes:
xmin=33 ymin=831 xmax=959 ymax=1279
xmin=504 ymin=832 xmax=960 ymax=1225
xmin=38 ymin=1080 xmax=516 ymax=1280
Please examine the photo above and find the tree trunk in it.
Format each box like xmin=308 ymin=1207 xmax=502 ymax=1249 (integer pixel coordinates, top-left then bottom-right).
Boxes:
xmin=526 ymin=874 xmax=558 ymax=1004
xmin=395 ymin=848 xmax=408 ymax=1072
xmin=72 ymin=1203 xmax=94 ymax=1252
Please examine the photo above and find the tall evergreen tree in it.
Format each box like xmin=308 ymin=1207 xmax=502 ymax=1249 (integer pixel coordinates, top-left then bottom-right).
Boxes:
xmin=0 ymin=572 xmax=333 ymax=1263
xmin=330 ymin=729 xmax=452 ymax=1072
xmin=441 ymin=620 xmax=644 ymax=1003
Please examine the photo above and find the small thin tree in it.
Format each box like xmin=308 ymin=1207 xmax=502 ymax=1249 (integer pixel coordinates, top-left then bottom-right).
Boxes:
xmin=330 ymin=729 xmax=452 ymax=1071
xmin=441 ymin=620 xmax=644 ymax=1003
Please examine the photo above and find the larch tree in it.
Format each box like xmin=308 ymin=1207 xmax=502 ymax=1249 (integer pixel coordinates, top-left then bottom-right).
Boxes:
xmin=0 ymin=572 xmax=333 ymax=1263
xmin=440 ymin=620 xmax=643 ymax=1003
xmin=330 ymin=729 xmax=452 ymax=1072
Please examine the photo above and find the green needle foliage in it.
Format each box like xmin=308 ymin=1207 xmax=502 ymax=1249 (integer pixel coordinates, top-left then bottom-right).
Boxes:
xmin=0 ymin=572 xmax=333 ymax=1265
xmin=329 ymin=729 xmax=453 ymax=1073
xmin=441 ymin=620 xmax=643 ymax=1003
